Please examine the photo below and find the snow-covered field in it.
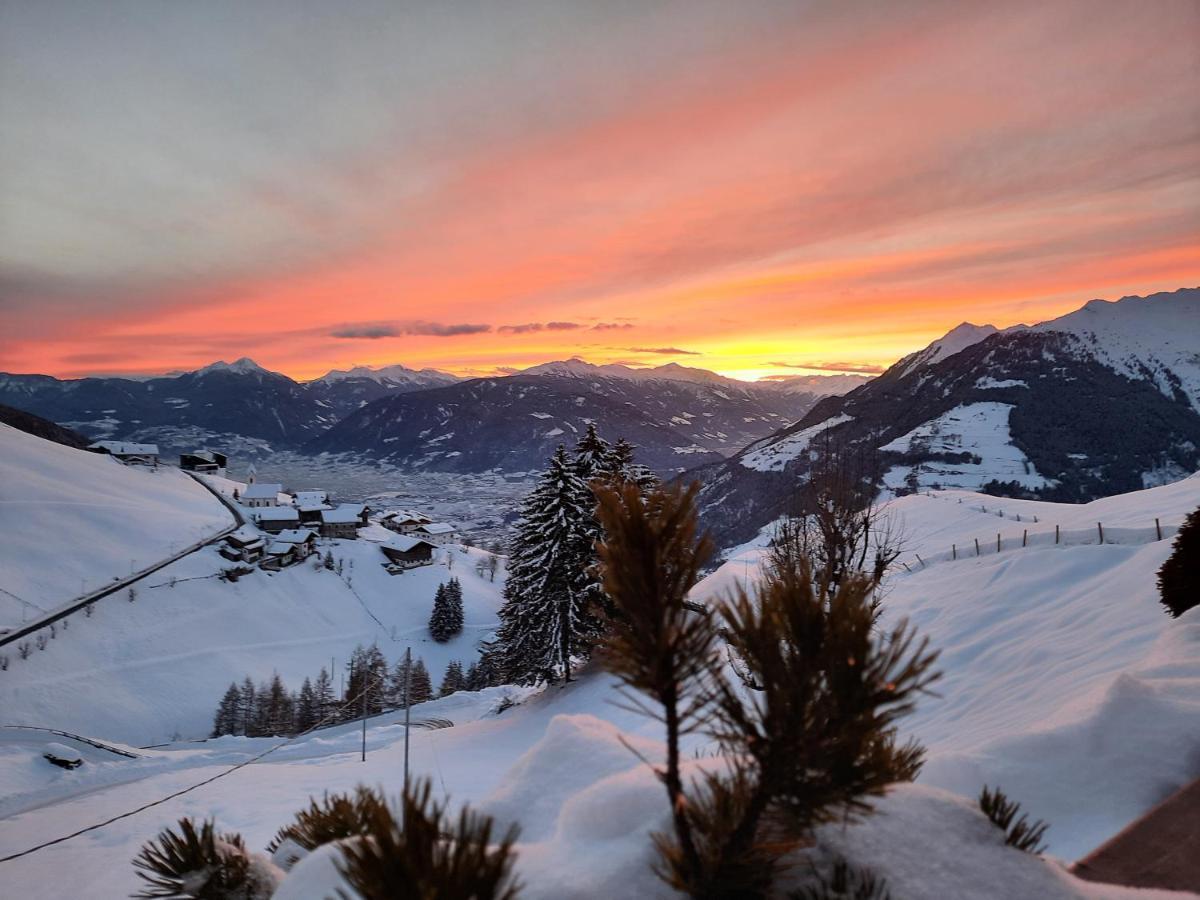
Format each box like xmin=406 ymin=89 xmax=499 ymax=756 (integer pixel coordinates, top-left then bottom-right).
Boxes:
xmin=0 ymin=430 xmax=1197 ymax=898
xmin=0 ymin=425 xmax=232 ymax=627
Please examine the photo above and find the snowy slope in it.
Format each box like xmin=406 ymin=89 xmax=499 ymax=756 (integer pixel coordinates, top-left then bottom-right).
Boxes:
xmin=0 ymin=538 xmax=505 ymax=745
xmin=0 ymin=425 xmax=231 ymax=627
xmin=1 ymin=477 xmax=1197 ymax=897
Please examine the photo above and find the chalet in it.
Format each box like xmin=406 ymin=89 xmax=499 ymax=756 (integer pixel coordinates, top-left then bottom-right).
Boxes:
xmin=179 ymin=450 xmax=228 ymax=475
xmin=380 ymin=535 xmax=436 ymax=571
xmin=414 ymin=522 xmax=457 ymax=546
xmin=220 ymin=525 xmax=266 ymax=563
xmin=292 ymin=490 xmax=331 ymax=526
xmin=271 ymin=528 xmax=317 ymax=561
xmin=253 ymin=506 xmax=300 ymax=533
xmin=242 ymin=483 xmax=283 ymax=508
xmin=87 ymin=441 xmax=159 ymax=466
xmin=261 ymin=541 xmax=296 ymax=570
xmin=380 ymin=509 xmax=432 ymax=534
xmin=320 ymin=504 xmax=365 ymax=539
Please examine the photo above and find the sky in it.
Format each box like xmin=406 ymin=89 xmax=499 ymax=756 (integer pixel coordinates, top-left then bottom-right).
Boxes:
xmin=1 ymin=0 xmax=1198 ymax=382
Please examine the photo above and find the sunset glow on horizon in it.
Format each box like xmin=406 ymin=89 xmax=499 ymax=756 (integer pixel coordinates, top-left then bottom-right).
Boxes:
xmin=2 ymin=1 xmax=1198 ymax=382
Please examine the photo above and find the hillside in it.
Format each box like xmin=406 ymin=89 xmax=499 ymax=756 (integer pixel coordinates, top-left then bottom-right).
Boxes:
xmin=0 ymin=425 xmax=232 ymax=627
xmin=303 ymin=371 xmax=821 ymax=475
xmin=0 ymin=403 xmax=89 ymax=450
xmin=692 ymin=288 xmax=1200 ymax=548
xmin=0 ymin=475 xmax=1195 ymax=897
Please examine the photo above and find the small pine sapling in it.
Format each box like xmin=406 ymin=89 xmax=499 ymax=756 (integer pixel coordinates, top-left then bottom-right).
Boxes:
xmin=36 ymin=633 xmax=47 ymax=651
xmin=978 ymin=786 xmax=1049 ymax=854
xmin=790 ymin=857 xmax=891 ymax=900
xmin=132 ymin=817 xmax=281 ymax=899
xmin=334 ymin=779 xmax=521 ymax=900
xmin=17 ymin=641 xmax=31 ymax=660
xmin=267 ymin=787 xmax=387 ymax=862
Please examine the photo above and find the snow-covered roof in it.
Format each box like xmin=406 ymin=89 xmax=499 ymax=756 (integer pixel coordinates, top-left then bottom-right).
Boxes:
xmin=242 ymin=483 xmax=283 ymax=500
xmin=253 ymin=507 xmax=299 ymax=523
xmin=226 ymin=524 xmax=262 ymax=545
xmin=292 ymin=490 xmax=328 ymax=506
xmin=88 ymin=440 xmax=159 ymax=456
xmin=417 ymin=522 xmax=455 ymax=535
xmin=186 ymin=450 xmax=224 ymax=462
xmin=266 ymin=541 xmax=293 ymax=556
xmin=382 ymin=509 xmax=430 ymax=523
xmin=382 ymin=535 xmax=436 ymax=553
xmin=273 ymin=529 xmax=316 ymax=544
xmin=322 ymin=504 xmax=363 ymax=524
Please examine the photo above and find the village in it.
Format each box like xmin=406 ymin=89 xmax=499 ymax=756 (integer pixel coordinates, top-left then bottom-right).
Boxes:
xmin=86 ymin=439 xmax=459 ymax=577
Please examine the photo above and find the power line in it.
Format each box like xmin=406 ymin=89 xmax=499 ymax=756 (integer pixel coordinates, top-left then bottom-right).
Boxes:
xmin=0 ymin=679 xmax=375 ymax=865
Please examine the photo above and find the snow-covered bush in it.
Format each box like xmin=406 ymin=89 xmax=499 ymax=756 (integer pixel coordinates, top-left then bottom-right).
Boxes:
xmin=266 ymin=787 xmax=386 ymax=866
xmin=132 ymin=817 xmax=282 ymax=899
xmin=977 ymin=786 xmax=1049 ymax=854
xmin=594 ymin=481 xmax=939 ymax=899
xmin=334 ymin=779 xmax=521 ymax=900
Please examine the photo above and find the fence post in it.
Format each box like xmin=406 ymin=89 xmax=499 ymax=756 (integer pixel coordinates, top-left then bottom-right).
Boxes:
xmin=1155 ymin=518 xmax=1162 ymax=541
xmin=1023 ymin=529 xmax=1027 ymax=547
xmin=975 ymin=538 xmax=980 ymax=556
xmin=1034 ymin=515 xmax=1038 ymax=523
xmin=1016 ymin=513 xmax=1021 ymax=522
xmin=1097 ymin=522 xmax=1104 ymax=544
xmin=997 ymin=533 xmax=1001 ymax=552
xmin=915 ymin=553 xmax=926 ymax=569
xmin=1055 ymin=525 xmax=1060 ymax=544
xmin=952 ymin=544 xmax=957 ymax=561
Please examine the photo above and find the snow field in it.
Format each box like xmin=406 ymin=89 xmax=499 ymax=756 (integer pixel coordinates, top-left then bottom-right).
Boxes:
xmin=0 ymin=425 xmax=233 ymax=626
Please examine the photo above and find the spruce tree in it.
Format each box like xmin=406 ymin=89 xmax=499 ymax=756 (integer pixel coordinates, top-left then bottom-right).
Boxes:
xmin=313 ymin=667 xmax=335 ymax=724
xmin=251 ymin=680 xmax=271 ymax=737
xmin=573 ymin=423 xmax=613 ymax=481
xmin=294 ymin=677 xmax=317 ymax=733
xmin=428 ymin=583 xmax=456 ymax=643
xmin=212 ymin=682 xmax=242 ymax=737
xmin=609 ymin=437 xmax=658 ymax=491
xmin=409 ymin=658 xmax=433 ymax=705
xmin=465 ymin=661 xmax=481 ymax=692
xmin=264 ymin=673 xmax=292 ymax=736
xmin=1158 ymin=505 xmax=1199 ymax=617
xmin=445 ymin=577 xmax=465 ymax=636
xmin=440 ymin=660 xmax=465 ymax=697
xmin=494 ymin=445 xmax=603 ymax=684
xmin=239 ymin=677 xmax=257 ymax=736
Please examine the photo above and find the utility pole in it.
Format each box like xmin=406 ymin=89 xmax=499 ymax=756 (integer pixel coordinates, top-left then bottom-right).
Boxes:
xmin=403 ymin=646 xmax=412 ymax=831
xmin=360 ymin=670 xmax=368 ymax=762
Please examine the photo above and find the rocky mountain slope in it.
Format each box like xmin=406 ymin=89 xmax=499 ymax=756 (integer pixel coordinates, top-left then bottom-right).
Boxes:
xmin=690 ymin=288 xmax=1200 ymax=548
xmin=303 ymin=370 xmax=822 ymax=474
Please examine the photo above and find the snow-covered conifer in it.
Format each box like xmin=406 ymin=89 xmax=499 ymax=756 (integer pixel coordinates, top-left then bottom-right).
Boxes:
xmin=494 ymin=445 xmax=603 ymax=684
xmin=439 ymin=660 xmax=465 ymax=697
xmin=428 ymin=583 xmax=456 ymax=643
xmin=409 ymin=658 xmax=433 ymax=705
xmin=211 ymin=682 xmax=242 ymax=737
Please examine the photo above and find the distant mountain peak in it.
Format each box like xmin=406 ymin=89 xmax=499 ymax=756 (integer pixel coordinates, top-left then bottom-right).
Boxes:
xmin=194 ymin=357 xmax=272 ymax=376
xmin=311 ymin=363 xmax=459 ymax=385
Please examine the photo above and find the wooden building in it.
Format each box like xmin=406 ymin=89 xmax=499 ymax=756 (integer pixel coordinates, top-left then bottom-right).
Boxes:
xmin=87 ymin=441 xmax=159 ymax=467
xmin=320 ymin=504 xmax=365 ymax=539
xmin=380 ymin=535 xmax=436 ymax=571
xmin=253 ymin=506 xmax=300 ymax=533
xmin=220 ymin=525 xmax=266 ymax=563
xmin=179 ymin=450 xmax=228 ymax=475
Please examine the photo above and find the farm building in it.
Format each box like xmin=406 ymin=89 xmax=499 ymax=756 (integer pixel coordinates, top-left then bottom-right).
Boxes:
xmin=179 ymin=450 xmax=227 ymax=475
xmin=252 ymin=506 xmax=300 ymax=533
xmin=380 ymin=535 xmax=436 ymax=571
xmin=292 ymin=490 xmax=332 ymax=525
xmin=413 ymin=522 xmax=456 ymax=545
xmin=220 ymin=525 xmax=266 ymax=563
xmin=87 ymin=441 xmax=159 ymax=466
xmin=379 ymin=509 xmax=432 ymax=534
xmin=320 ymin=504 xmax=366 ymax=539
xmin=241 ymin=483 xmax=283 ymax=508
xmin=270 ymin=529 xmax=317 ymax=561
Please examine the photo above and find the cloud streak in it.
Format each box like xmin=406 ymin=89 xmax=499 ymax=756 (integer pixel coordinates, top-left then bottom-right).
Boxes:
xmin=332 ymin=321 xmax=491 ymax=339
xmin=767 ymin=360 xmax=886 ymax=374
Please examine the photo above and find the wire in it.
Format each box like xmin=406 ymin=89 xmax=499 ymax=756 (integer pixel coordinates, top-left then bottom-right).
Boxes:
xmin=0 ymin=679 xmax=374 ymax=865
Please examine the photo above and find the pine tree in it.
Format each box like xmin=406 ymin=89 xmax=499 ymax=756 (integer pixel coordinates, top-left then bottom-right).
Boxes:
xmin=573 ymin=423 xmax=613 ymax=481
xmin=264 ymin=673 xmax=292 ymax=736
xmin=212 ymin=682 xmax=242 ymax=737
xmin=251 ymin=680 xmax=271 ymax=737
xmin=440 ymin=660 xmax=465 ymax=697
xmin=1158 ymin=505 xmax=1199 ymax=617
xmin=409 ymin=658 xmax=433 ymax=705
xmin=313 ymin=667 xmax=335 ymax=724
xmin=609 ymin=437 xmax=658 ymax=491
xmin=446 ymin=578 xmax=464 ymax=636
xmin=294 ymin=677 xmax=317 ymax=733
xmin=494 ymin=446 xmax=603 ymax=684
xmin=465 ymin=661 xmax=481 ymax=692
xmin=239 ymin=677 xmax=257 ymax=736
xmin=428 ymin=583 xmax=456 ymax=643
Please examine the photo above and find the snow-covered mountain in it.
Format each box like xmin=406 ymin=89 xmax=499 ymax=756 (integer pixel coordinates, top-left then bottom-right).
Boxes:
xmin=304 ymin=363 xmax=461 ymax=419
xmin=756 ymin=372 xmax=875 ymax=395
xmin=0 ymin=359 xmax=461 ymax=458
xmin=303 ymin=371 xmax=823 ymax=474
xmin=691 ymin=288 xmax=1200 ymax=548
